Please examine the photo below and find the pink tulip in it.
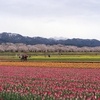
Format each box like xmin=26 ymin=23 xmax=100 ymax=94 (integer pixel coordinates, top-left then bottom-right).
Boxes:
xmin=0 ymin=66 xmax=100 ymax=99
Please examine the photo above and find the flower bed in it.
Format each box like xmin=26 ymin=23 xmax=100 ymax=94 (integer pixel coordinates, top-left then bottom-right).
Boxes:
xmin=0 ymin=65 xmax=100 ymax=99
xmin=0 ymin=62 xmax=100 ymax=68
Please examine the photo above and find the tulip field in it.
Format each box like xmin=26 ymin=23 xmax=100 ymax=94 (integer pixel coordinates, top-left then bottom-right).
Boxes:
xmin=0 ymin=62 xmax=100 ymax=100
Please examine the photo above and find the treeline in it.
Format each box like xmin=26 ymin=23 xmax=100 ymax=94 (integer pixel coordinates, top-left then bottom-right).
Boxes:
xmin=1 ymin=43 xmax=100 ymax=52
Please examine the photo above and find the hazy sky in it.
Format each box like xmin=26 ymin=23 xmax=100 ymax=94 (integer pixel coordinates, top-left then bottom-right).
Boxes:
xmin=0 ymin=0 xmax=100 ymax=40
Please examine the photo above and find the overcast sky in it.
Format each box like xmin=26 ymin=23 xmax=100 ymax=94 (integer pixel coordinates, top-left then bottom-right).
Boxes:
xmin=0 ymin=0 xmax=100 ymax=40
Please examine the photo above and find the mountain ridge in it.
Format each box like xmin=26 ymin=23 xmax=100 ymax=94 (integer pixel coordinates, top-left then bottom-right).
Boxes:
xmin=0 ymin=32 xmax=100 ymax=47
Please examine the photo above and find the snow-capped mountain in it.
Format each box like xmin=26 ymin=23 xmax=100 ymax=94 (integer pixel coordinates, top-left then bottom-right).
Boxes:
xmin=0 ymin=32 xmax=100 ymax=47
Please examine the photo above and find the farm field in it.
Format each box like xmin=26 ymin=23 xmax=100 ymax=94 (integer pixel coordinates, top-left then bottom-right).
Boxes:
xmin=0 ymin=61 xmax=100 ymax=68
xmin=0 ymin=52 xmax=100 ymax=99
xmin=0 ymin=51 xmax=100 ymax=62
xmin=0 ymin=62 xmax=100 ymax=100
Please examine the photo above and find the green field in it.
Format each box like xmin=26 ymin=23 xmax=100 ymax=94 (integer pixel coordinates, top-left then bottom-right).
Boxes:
xmin=0 ymin=52 xmax=100 ymax=62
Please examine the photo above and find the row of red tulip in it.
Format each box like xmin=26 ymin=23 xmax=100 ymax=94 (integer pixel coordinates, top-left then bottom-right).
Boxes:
xmin=0 ymin=66 xmax=100 ymax=99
